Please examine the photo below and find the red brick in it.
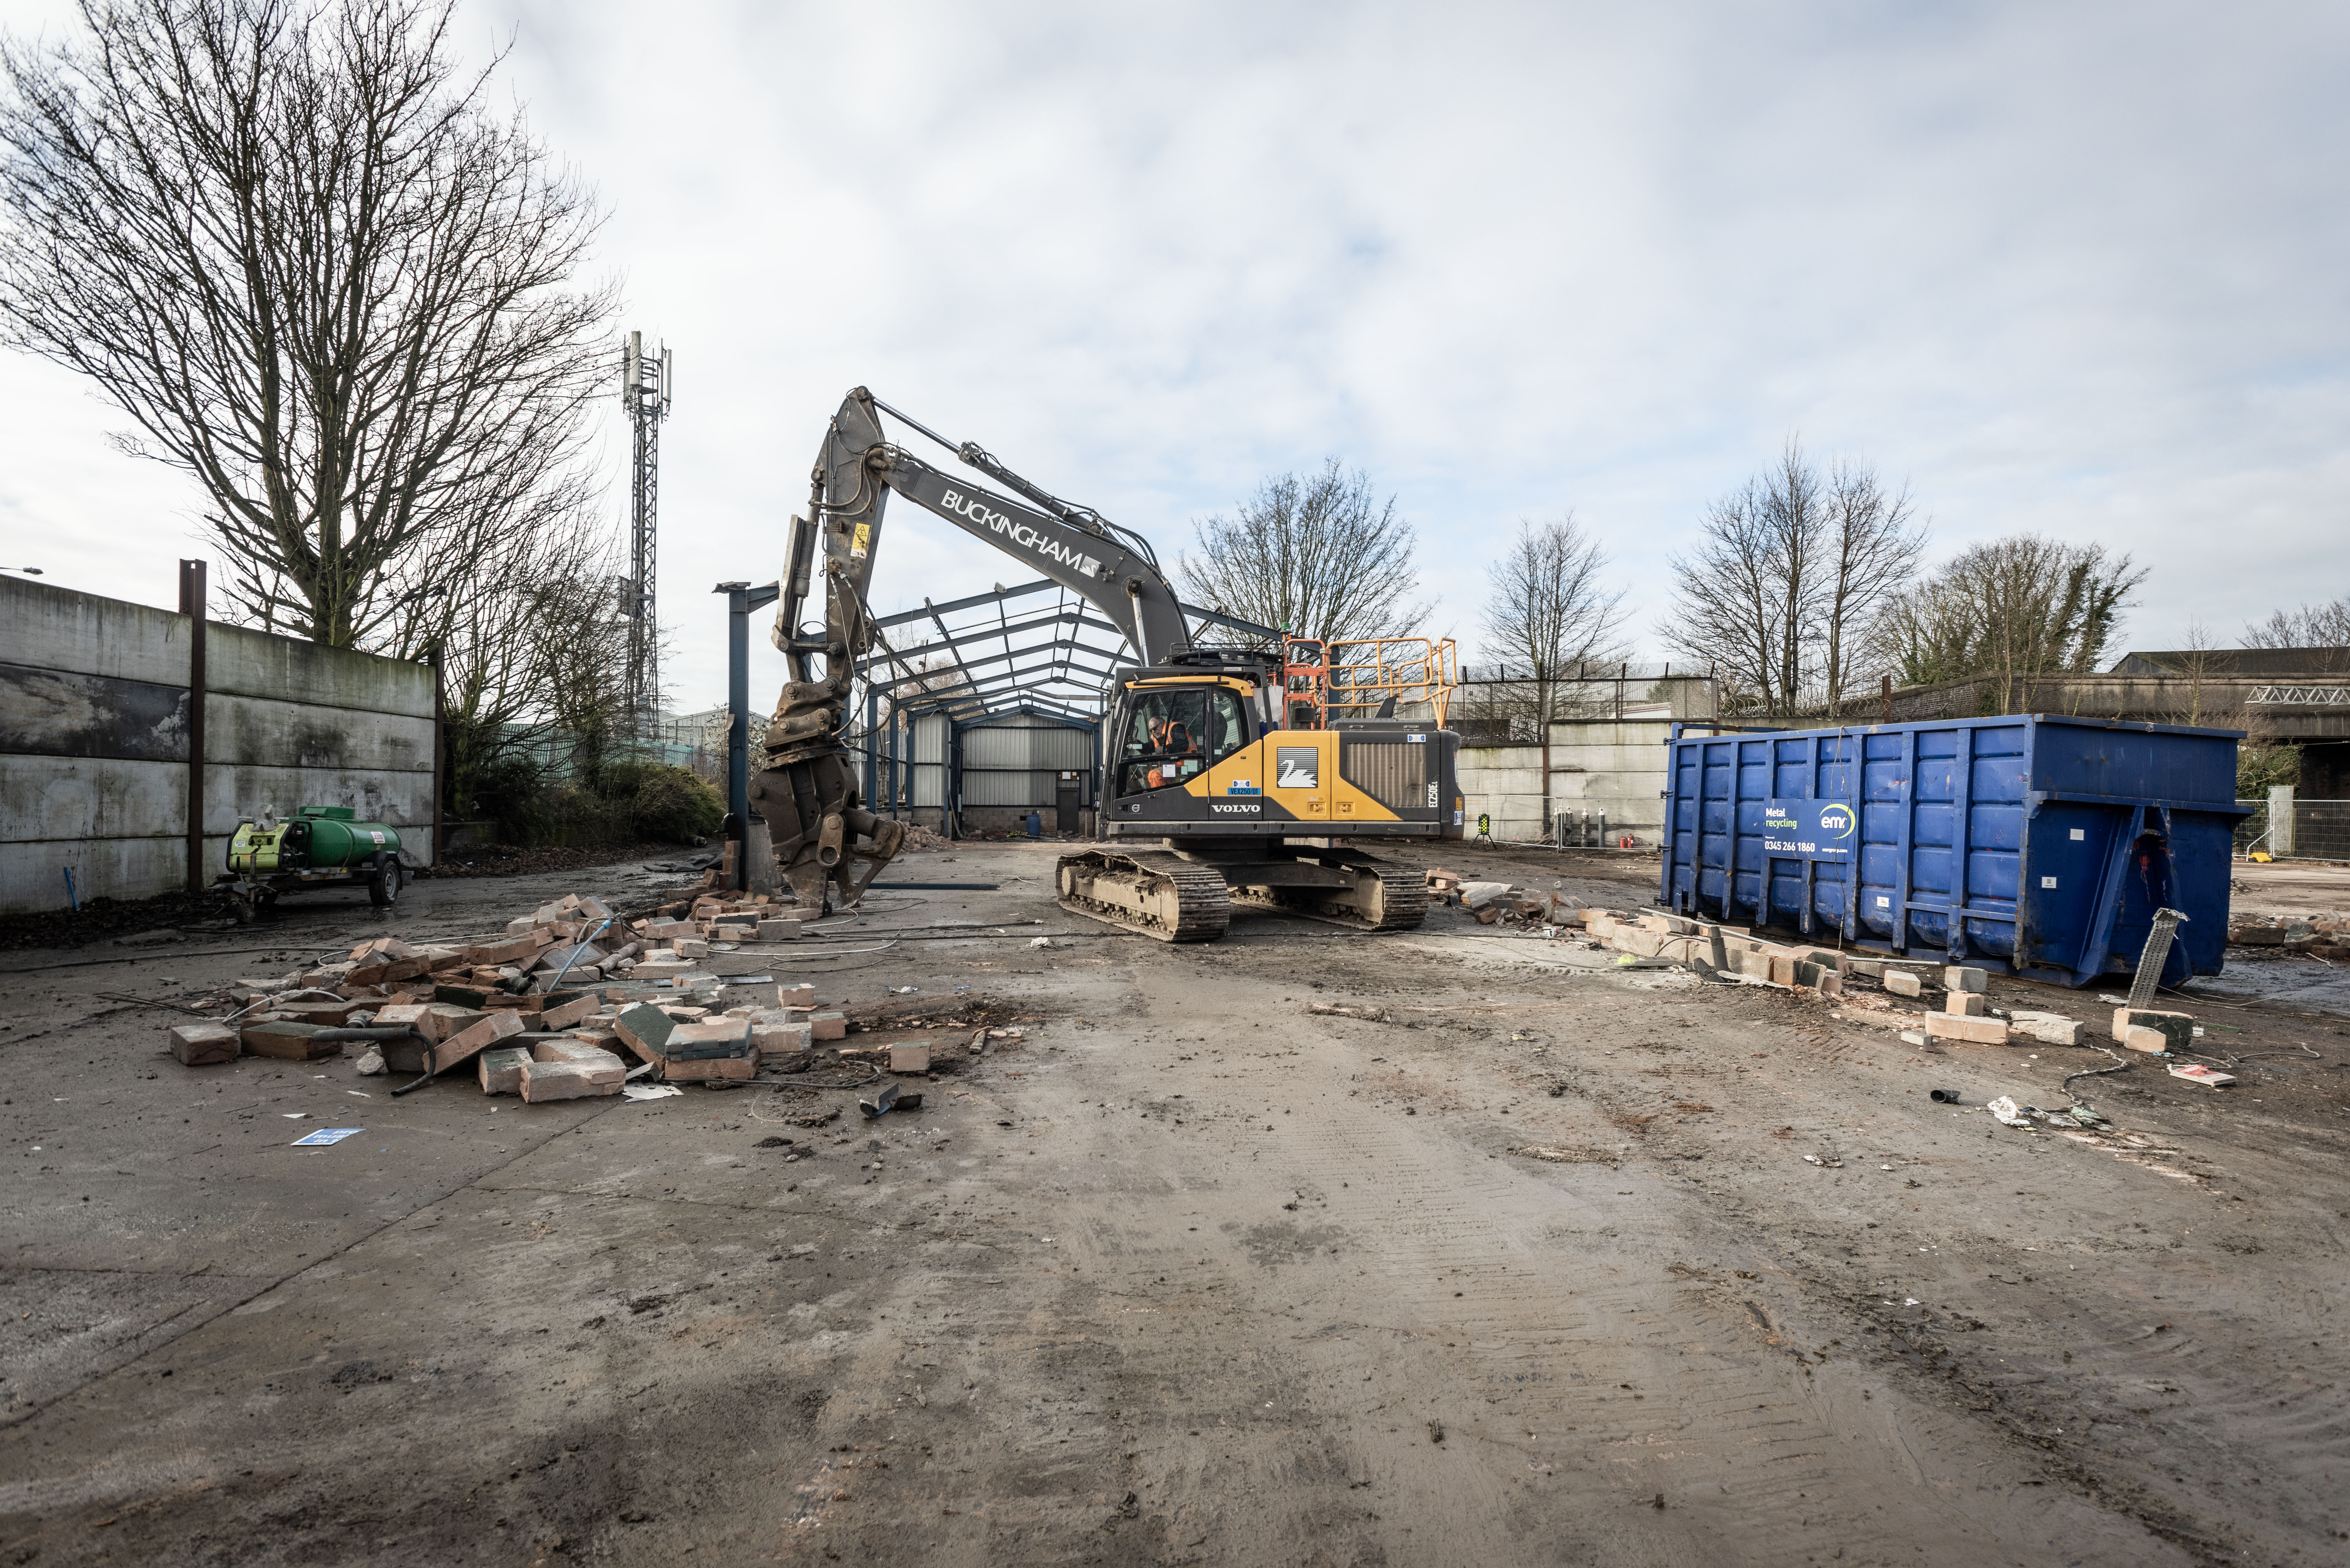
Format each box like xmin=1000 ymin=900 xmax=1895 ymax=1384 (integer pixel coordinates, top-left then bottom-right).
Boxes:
xmin=432 ymin=1010 xmax=525 ymax=1073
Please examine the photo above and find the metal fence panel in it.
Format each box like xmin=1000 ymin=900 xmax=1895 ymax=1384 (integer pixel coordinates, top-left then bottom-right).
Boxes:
xmin=2231 ymin=798 xmax=2350 ymax=859
xmin=2293 ymin=800 xmax=2350 ymax=860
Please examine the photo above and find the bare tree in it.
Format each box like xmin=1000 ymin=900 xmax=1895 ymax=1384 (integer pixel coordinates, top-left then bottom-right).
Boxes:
xmin=1482 ymin=514 xmax=1625 ymax=833
xmin=1660 ymin=441 xmax=1925 ymax=718
xmin=1877 ymin=535 xmax=2146 ymax=704
xmin=0 ymin=0 xmax=616 ymax=652
xmin=1816 ymin=459 xmax=1926 ymax=718
xmin=1179 ymin=459 xmax=1428 ymax=644
xmin=2244 ymin=594 xmax=2350 ymax=666
xmin=434 ymin=503 xmax=630 ymax=819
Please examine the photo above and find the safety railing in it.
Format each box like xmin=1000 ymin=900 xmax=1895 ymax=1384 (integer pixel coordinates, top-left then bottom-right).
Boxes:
xmin=1283 ymin=636 xmax=1459 ymax=728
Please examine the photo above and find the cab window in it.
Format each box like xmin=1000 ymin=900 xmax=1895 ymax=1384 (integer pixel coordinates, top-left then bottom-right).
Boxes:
xmin=1118 ymin=687 xmax=1247 ymax=795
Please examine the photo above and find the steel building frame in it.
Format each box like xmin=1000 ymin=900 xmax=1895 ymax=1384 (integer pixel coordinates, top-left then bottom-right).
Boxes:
xmin=716 ymin=576 xmax=1277 ymax=847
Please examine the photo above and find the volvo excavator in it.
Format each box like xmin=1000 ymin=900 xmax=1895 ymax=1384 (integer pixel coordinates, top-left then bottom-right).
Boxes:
xmin=748 ymin=388 xmax=1464 ymax=942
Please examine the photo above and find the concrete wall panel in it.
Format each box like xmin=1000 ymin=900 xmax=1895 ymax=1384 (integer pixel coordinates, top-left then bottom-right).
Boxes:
xmin=0 ymin=755 xmax=431 ymax=847
xmin=1456 ymin=719 xmax=1674 ymax=844
xmin=0 ymin=663 xmax=189 ymax=762
xmin=203 ymin=694 xmax=434 ymax=772
xmin=1 ymin=575 xmax=195 ymax=686
xmin=2 ymin=578 xmax=441 ymax=911
xmin=205 ymin=623 xmax=436 ymax=717
xmin=0 ymin=757 xmax=188 ymax=843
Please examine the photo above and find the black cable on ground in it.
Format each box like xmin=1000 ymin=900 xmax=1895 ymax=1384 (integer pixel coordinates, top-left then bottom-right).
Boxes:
xmin=2059 ymin=1044 xmax=2134 ymax=1101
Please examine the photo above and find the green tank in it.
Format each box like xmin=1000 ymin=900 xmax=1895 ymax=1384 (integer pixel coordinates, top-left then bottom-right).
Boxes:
xmin=228 ymin=806 xmax=401 ymax=872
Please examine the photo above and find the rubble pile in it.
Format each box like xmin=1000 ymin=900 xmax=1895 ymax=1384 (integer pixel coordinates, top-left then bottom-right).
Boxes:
xmin=163 ymin=889 xmax=879 ymax=1100
xmin=1422 ymin=869 xmax=2212 ymax=1060
xmin=2227 ymin=913 xmax=2347 ymax=958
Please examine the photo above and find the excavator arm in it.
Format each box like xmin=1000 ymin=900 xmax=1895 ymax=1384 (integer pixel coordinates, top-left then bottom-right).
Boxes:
xmin=750 ymin=388 xmax=1188 ymax=909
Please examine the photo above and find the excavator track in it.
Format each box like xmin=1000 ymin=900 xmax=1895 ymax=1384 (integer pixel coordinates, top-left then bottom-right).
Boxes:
xmin=1228 ymin=858 xmax=1428 ymax=934
xmin=1056 ymin=850 xmax=1232 ymax=943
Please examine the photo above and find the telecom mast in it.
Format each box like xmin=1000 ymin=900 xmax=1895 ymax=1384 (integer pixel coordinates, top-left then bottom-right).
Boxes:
xmin=622 ymin=330 xmax=673 ymax=744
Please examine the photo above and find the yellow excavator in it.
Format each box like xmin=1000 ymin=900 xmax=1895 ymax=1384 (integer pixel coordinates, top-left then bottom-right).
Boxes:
xmin=750 ymin=388 xmax=1464 ymax=942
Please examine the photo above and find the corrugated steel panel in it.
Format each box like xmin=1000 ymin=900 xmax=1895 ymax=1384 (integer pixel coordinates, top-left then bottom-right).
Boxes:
xmin=912 ymin=713 xmax=950 ymax=766
xmin=1029 ymin=725 xmax=1092 ymax=771
xmin=961 ymin=725 xmax=1039 ymax=770
xmin=961 ymin=719 xmax=1092 ymax=772
xmin=911 ymin=712 xmax=950 ymax=807
xmin=961 ymin=770 xmax=1064 ymax=807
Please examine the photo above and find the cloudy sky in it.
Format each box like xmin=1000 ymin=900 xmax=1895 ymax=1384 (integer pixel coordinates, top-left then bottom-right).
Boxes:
xmin=4 ymin=0 xmax=2345 ymax=712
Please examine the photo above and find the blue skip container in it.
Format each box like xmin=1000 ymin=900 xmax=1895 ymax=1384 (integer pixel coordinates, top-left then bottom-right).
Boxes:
xmin=1660 ymin=715 xmax=2249 ymax=988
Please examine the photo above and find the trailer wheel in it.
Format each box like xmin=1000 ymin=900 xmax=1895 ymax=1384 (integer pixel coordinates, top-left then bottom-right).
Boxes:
xmin=368 ymin=856 xmax=401 ymax=907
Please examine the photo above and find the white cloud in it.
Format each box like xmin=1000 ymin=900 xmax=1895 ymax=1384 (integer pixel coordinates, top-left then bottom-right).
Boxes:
xmin=4 ymin=0 xmax=2344 ymax=713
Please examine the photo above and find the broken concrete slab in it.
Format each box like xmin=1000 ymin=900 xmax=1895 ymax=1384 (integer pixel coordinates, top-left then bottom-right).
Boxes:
xmin=751 ymin=1020 xmax=814 ymax=1054
xmin=1944 ymin=966 xmax=1988 ymax=993
xmin=2008 ymin=1013 xmax=2084 ymax=1046
xmin=2112 ymin=1008 xmax=2194 ymax=1052
xmin=810 ymin=1011 xmax=847 ymax=1042
xmin=1924 ymin=1014 xmax=2009 ymax=1045
xmin=667 ymin=1019 xmax=753 ymax=1060
xmin=613 ymin=1002 xmax=677 ymax=1063
xmin=1459 ymin=881 xmax=1512 ymax=910
xmin=1947 ymin=992 xmax=1987 ymax=1017
xmin=659 ymin=1051 xmax=760 ymax=1082
xmin=240 ymin=1021 xmax=342 ymax=1060
xmin=1884 ymin=969 xmax=1923 ymax=998
xmin=167 ymin=1022 xmax=239 ymax=1066
xmin=889 ymin=1043 xmax=932 ymax=1074
xmin=519 ymin=1059 xmax=622 ymax=1102
xmin=478 ymin=1045 xmax=531 ymax=1095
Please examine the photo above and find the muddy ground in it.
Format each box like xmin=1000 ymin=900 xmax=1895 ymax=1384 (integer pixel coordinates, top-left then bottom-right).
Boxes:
xmin=3 ymin=841 xmax=2347 ymax=1566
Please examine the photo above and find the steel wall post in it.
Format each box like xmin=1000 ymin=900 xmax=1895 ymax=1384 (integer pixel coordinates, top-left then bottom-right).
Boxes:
xmin=865 ymin=686 xmax=880 ymax=815
xmin=178 ymin=560 xmax=207 ymax=893
xmin=428 ymin=642 xmax=445 ymax=867
xmin=726 ymin=585 xmax=749 ymax=888
xmin=712 ymin=581 xmax=780 ymax=892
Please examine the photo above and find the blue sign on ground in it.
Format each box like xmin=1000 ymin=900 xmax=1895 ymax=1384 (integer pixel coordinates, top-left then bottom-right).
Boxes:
xmin=1761 ymin=799 xmax=1856 ymax=860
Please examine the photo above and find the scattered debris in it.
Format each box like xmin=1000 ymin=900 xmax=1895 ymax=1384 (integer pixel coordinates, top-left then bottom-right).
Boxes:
xmin=1929 ymin=1088 xmax=1960 ymax=1103
xmin=2169 ymin=1063 xmax=2236 ymax=1089
xmin=1308 ymin=1002 xmax=1395 ymax=1022
xmin=1985 ymin=1096 xmax=2034 ymax=1128
xmin=290 ymin=1127 xmax=362 ymax=1147
xmin=1510 ymin=1144 xmax=1618 ymax=1166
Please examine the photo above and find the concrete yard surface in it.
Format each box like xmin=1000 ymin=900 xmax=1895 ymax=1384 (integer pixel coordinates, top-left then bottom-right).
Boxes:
xmin=4 ymin=842 xmax=2349 ymax=1565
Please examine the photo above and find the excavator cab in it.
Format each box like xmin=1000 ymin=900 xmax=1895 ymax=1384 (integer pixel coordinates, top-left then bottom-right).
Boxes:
xmin=1056 ymin=653 xmax=1465 ymax=941
xmin=1116 ymin=683 xmax=1254 ymax=794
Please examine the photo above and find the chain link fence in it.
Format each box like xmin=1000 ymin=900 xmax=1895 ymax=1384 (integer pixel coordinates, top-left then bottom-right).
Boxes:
xmin=2236 ymin=796 xmax=2350 ymax=860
